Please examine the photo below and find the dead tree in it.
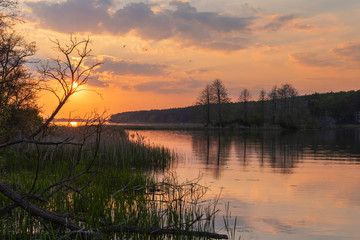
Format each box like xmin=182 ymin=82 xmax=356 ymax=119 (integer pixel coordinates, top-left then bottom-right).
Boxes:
xmin=32 ymin=35 xmax=102 ymax=138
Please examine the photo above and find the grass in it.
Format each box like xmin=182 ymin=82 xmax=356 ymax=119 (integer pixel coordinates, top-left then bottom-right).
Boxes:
xmin=0 ymin=125 xmax=228 ymax=239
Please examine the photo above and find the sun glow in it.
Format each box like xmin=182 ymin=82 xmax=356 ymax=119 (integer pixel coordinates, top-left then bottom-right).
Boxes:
xmin=72 ymin=81 xmax=78 ymax=89
xmin=69 ymin=121 xmax=78 ymax=127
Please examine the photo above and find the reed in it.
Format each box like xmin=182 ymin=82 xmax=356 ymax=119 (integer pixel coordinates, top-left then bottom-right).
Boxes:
xmin=0 ymin=126 xmax=229 ymax=239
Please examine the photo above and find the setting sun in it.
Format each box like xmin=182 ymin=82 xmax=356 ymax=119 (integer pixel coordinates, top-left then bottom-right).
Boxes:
xmin=69 ymin=121 xmax=78 ymax=127
xmin=72 ymin=81 xmax=78 ymax=89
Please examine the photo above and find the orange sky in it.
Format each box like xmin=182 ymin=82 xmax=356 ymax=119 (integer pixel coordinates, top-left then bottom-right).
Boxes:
xmin=18 ymin=0 xmax=360 ymax=118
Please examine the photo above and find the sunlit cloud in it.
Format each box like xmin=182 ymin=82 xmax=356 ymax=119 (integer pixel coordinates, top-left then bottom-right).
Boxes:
xmin=330 ymin=43 xmax=360 ymax=63
xmin=291 ymin=42 xmax=360 ymax=68
xmin=264 ymin=14 xmax=297 ymax=31
xmin=185 ymin=68 xmax=209 ymax=75
xmin=291 ymin=52 xmax=338 ymax=67
xmin=26 ymin=0 xmax=255 ymax=51
xmin=86 ymin=76 xmax=109 ymax=87
xmin=257 ymin=14 xmax=316 ymax=32
xmin=129 ymin=78 xmax=203 ymax=94
xmin=94 ymin=56 xmax=168 ymax=76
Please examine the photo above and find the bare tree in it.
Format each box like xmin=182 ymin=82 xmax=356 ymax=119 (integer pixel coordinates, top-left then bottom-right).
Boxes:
xmin=239 ymin=88 xmax=250 ymax=103
xmin=258 ymin=89 xmax=266 ymax=125
xmin=196 ymin=84 xmax=215 ymax=126
xmin=259 ymin=89 xmax=266 ymax=102
xmin=33 ymin=36 xmax=102 ymax=138
xmin=211 ymin=79 xmax=230 ymax=126
xmin=239 ymin=88 xmax=251 ymax=122
xmin=268 ymin=85 xmax=278 ymax=125
xmin=277 ymin=83 xmax=298 ymax=127
xmin=267 ymin=84 xmax=298 ymax=127
xmin=0 ymin=0 xmax=19 ymax=30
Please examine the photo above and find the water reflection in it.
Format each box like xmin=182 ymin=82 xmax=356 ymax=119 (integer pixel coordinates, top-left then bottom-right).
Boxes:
xmin=189 ymin=129 xmax=360 ymax=177
xmin=127 ymin=128 xmax=360 ymax=240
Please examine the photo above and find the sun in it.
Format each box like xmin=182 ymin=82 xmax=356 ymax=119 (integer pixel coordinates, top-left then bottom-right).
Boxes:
xmin=72 ymin=81 xmax=78 ymax=88
xmin=69 ymin=121 xmax=78 ymax=127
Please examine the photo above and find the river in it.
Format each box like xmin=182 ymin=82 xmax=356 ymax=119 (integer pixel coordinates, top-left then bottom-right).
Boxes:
xmin=127 ymin=128 xmax=360 ymax=240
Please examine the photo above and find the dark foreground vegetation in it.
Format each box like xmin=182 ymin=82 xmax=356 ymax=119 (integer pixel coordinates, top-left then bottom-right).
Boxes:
xmin=0 ymin=2 xmax=231 ymax=239
xmin=111 ymin=85 xmax=360 ymax=130
xmin=1 ymin=125 xmax=229 ymax=239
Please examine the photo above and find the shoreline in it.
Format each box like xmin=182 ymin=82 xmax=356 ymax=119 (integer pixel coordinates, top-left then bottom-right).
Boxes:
xmin=52 ymin=120 xmax=360 ymax=131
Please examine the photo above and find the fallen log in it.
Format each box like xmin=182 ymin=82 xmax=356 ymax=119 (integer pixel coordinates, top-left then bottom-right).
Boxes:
xmin=0 ymin=183 xmax=81 ymax=231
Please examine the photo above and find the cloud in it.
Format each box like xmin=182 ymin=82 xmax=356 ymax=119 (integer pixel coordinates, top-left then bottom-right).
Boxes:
xmin=330 ymin=43 xmax=360 ymax=63
xmin=86 ymin=76 xmax=109 ymax=87
xmin=264 ymin=15 xmax=297 ymax=31
xmin=185 ymin=68 xmax=209 ymax=75
xmin=131 ymin=78 xmax=203 ymax=94
xmin=26 ymin=0 xmax=255 ymax=51
xmin=85 ymin=55 xmax=168 ymax=77
xmin=291 ymin=42 xmax=360 ymax=68
xmin=290 ymin=52 xmax=338 ymax=67
xmin=94 ymin=56 xmax=168 ymax=76
xmin=262 ymin=14 xmax=314 ymax=31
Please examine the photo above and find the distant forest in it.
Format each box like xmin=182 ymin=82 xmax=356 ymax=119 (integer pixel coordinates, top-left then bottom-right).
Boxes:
xmin=110 ymin=89 xmax=360 ymax=129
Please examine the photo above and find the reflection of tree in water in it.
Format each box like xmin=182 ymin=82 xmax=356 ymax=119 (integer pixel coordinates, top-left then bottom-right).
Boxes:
xmin=191 ymin=131 xmax=232 ymax=178
xmin=231 ymin=131 xmax=300 ymax=173
xmin=262 ymin=131 xmax=303 ymax=174
xmin=191 ymin=131 xmax=304 ymax=175
xmin=190 ymin=129 xmax=360 ymax=176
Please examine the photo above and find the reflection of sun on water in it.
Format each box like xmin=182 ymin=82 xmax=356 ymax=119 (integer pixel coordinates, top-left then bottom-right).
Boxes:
xmin=69 ymin=121 xmax=78 ymax=127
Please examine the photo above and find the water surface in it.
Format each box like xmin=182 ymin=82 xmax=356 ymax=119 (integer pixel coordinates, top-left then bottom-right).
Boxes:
xmin=127 ymin=129 xmax=360 ymax=240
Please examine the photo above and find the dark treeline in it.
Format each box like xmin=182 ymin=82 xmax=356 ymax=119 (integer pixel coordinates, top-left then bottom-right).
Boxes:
xmin=110 ymin=106 xmax=203 ymax=124
xmin=111 ymin=84 xmax=360 ymax=129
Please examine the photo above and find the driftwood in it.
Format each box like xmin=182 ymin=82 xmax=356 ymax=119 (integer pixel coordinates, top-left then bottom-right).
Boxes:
xmin=0 ymin=183 xmax=228 ymax=239
xmin=0 ymin=183 xmax=81 ymax=231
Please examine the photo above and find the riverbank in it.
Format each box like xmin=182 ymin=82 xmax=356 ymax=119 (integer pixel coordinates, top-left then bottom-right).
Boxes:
xmin=108 ymin=122 xmax=360 ymax=131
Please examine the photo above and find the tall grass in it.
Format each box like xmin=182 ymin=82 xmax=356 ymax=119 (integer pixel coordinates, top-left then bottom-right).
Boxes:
xmin=0 ymin=125 xmax=225 ymax=239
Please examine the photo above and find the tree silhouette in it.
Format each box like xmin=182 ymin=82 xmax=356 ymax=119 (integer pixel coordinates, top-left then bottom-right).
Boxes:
xmin=211 ymin=79 xmax=230 ymax=126
xmin=239 ymin=88 xmax=251 ymax=122
xmin=196 ymin=84 xmax=215 ymax=126
xmin=0 ymin=2 xmax=38 ymax=140
xmin=33 ymin=36 xmax=102 ymax=137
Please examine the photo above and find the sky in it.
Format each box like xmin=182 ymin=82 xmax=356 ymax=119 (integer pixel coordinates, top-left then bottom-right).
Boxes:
xmin=18 ymin=0 xmax=360 ymax=118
